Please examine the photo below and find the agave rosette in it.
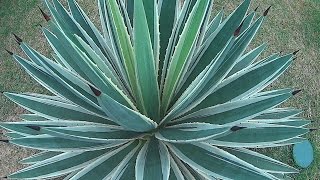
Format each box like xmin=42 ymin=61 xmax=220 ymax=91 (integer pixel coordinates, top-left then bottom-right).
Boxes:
xmin=1 ymin=0 xmax=311 ymax=179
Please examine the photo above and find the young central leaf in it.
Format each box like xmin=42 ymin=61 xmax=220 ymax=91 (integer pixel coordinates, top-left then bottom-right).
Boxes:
xmin=133 ymin=0 xmax=160 ymax=121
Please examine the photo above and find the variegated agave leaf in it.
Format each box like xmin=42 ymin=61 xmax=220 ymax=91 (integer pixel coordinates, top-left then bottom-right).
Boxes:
xmin=1 ymin=0 xmax=311 ymax=179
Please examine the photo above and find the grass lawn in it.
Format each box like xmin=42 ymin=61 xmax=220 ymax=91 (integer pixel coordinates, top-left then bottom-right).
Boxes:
xmin=0 ymin=0 xmax=319 ymax=179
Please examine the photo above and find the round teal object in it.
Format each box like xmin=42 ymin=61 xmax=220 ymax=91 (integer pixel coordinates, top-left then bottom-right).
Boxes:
xmin=293 ymin=140 xmax=314 ymax=168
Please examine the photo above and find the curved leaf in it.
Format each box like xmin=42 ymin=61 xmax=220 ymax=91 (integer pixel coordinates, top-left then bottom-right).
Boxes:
xmin=20 ymin=151 xmax=62 ymax=164
xmin=156 ymin=123 xmax=229 ymax=143
xmin=10 ymin=135 xmax=126 ymax=152
xmin=97 ymin=92 xmax=157 ymax=132
xmin=208 ymin=124 xmax=309 ymax=147
xmin=133 ymin=0 xmax=160 ymax=120
xmin=168 ymin=142 xmax=274 ymax=179
xmin=161 ymin=0 xmax=212 ymax=112
xmin=42 ymin=125 xmax=142 ymax=143
xmin=4 ymin=93 xmax=113 ymax=124
xmin=135 ymin=138 xmax=170 ymax=180
xmin=69 ymin=141 xmax=140 ymax=180
xmin=176 ymin=92 xmax=292 ymax=125
xmin=9 ymin=149 xmax=111 ymax=179
xmin=223 ymin=148 xmax=299 ymax=173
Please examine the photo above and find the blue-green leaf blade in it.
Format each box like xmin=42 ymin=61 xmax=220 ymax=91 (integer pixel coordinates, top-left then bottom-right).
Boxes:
xmin=97 ymin=92 xmax=157 ymax=132
xmin=133 ymin=0 xmax=160 ymax=120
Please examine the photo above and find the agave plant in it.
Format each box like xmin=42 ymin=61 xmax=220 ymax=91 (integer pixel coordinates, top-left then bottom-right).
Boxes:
xmin=0 ymin=0 xmax=312 ymax=179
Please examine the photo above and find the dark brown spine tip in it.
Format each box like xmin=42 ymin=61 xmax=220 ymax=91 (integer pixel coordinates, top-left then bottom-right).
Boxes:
xmin=293 ymin=57 xmax=298 ymax=61
xmin=293 ymin=49 xmax=300 ymax=55
xmin=12 ymin=33 xmax=22 ymax=45
xmin=231 ymin=126 xmax=246 ymax=132
xmin=5 ymin=49 xmax=13 ymax=55
xmin=38 ymin=6 xmax=51 ymax=22
xmin=0 ymin=139 xmax=9 ymax=143
xmin=263 ymin=6 xmax=271 ymax=16
xmin=89 ymin=85 xmax=101 ymax=96
xmin=254 ymin=6 xmax=259 ymax=12
xmin=292 ymin=89 xmax=302 ymax=96
xmin=234 ymin=22 xmax=244 ymax=37
xmin=26 ymin=126 xmax=41 ymax=131
xmin=1 ymin=176 xmax=7 ymax=179
xmin=310 ymin=128 xmax=318 ymax=132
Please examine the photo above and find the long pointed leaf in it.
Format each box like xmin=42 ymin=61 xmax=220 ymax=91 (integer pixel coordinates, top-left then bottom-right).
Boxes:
xmin=9 ymin=149 xmax=111 ymax=179
xmin=133 ymin=0 xmax=160 ymax=120
xmin=161 ymin=0 xmax=212 ymax=112
xmin=96 ymin=91 xmax=157 ymax=132
xmin=223 ymin=148 xmax=299 ymax=173
xmin=175 ymin=92 xmax=292 ymax=125
xmin=181 ymin=0 xmax=251 ymax=91
xmin=42 ymin=125 xmax=142 ymax=143
xmin=10 ymin=135 xmax=125 ymax=151
xmin=4 ymin=93 xmax=113 ymax=124
xmin=168 ymin=142 xmax=274 ymax=179
xmin=135 ymin=139 xmax=170 ymax=180
xmin=156 ymin=123 xmax=229 ymax=143
xmin=69 ymin=141 xmax=140 ymax=180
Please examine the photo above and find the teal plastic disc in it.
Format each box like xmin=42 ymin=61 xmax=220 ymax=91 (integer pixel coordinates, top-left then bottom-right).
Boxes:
xmin=293 ymin=140 xmax=314 ymax=168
